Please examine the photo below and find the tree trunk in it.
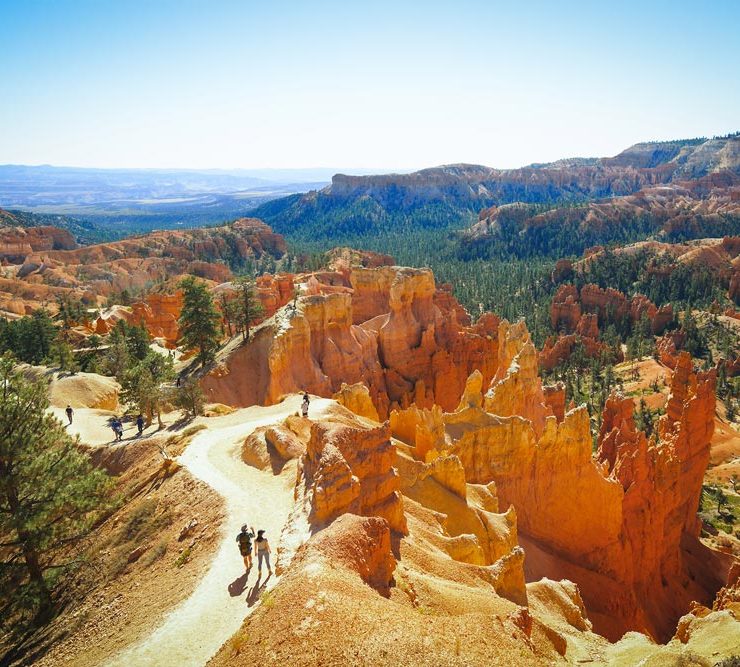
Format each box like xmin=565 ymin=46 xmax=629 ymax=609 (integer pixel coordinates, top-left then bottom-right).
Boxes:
xmin=23 ymin=542 xmax=53 ymax=622
xmin=5 ymin=483 xmax=53 ymax=622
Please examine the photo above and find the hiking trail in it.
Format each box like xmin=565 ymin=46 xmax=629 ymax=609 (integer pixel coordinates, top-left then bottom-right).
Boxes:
xmin=107 ymin=395 xmax=331 ymax=667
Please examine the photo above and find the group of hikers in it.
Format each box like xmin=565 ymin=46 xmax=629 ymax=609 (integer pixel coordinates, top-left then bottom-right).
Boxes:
xmin=64 ymin=404 xmax=146 ymax=441
xmin=69 ymin=394 xmax=312 ymax=581
xmin=236 ymin=524 xmax=272 ymax=577
xmin=110 ymin=414 xmax=145 ymax=441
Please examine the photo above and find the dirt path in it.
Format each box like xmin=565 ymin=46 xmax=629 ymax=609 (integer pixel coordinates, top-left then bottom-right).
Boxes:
xmin=50 ymin=406 xmax=160 ymax=446
xmin=107 ymin=395 xmax=331 ymax=667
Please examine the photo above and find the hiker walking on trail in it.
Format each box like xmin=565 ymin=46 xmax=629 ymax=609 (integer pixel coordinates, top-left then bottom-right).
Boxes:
xmin=111 ymin=417 xmax=123 ymax=442
xmin=136 ymin=413 xmax=145 ymax=436
xmin=65 ymin=404 xmax=74 ymax=425
xmin=236 ymin=524 xmax=255 ymax=571
xmin=255 ymin=530 xmax=272 ymax=577
xmin=301 ymin=392 xmax=310 ymax=418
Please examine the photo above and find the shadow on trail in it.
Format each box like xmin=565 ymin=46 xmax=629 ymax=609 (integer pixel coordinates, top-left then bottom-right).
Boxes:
xmin=228 ymin=572 xmax=249 ymax=597
xmin=167 ymin=415 xmax=194 ymax=431
xmin=246 ymin=574 xmax=271 ymax=607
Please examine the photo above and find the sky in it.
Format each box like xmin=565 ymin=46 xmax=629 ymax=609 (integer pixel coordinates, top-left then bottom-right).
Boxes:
xmin=0 ymin=0 xmax=738 ymax=171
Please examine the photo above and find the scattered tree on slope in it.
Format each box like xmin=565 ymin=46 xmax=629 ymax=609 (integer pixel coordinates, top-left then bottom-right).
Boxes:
xmin=178 ymin=276 xmax=221 ymax=368
xmin=0 ymin=354 xmax=113 ymax=626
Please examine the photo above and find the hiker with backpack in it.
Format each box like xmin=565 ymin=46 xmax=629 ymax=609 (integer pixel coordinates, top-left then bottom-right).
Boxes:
xmin=301 ymin=392 xmax=310 ymax=418
xmin=110 ymin=417 xmax=123 ymax=442
xmin=255 ymin=529 xmax=272 ymax=577
xmin=136 ymin=413 xmax=145 ymax=436
xmin=236 ymin=524 xmax=255 ymax=571
xmin=65 ymin=404 xmax=74 ymax=425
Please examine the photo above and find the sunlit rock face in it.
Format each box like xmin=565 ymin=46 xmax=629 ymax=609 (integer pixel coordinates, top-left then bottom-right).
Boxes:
xmin=202 ymin=265 xmax=500 ymax=419
xmin=387 ymin=323 xmax=728 ymax=643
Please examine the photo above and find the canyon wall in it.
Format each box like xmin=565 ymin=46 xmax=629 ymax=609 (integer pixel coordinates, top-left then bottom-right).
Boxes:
xmin=202 ymin=266 xmax=500 ymax=419
xmin=390 ymin=324 xmax=731 ymax=642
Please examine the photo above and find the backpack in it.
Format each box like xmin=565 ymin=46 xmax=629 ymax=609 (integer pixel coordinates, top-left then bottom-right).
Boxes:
xmin=237 ymin=531 xmax=252 ymax=556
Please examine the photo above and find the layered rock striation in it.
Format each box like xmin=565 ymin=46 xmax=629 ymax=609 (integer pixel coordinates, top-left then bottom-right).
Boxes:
xmin=203 ymin=265 xmax=500 ymax=419
xmin=0 ymin=218 xmax=287 ymax=317
xmin=389 ymin=324 xmax=731 ymax=642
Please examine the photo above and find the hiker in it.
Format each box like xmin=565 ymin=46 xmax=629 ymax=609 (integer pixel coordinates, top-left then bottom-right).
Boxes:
xmin=176 ymin=376 xmax=182 ymax=387
xmin=110 ymin=418 xmax=120 ymax=441
xmin=236 ymin=524 xmax=255 ymax=571
xmin=111 ymin=417 xmax=123 ymax=442
xmin=65 ymin=404 xmax=74 ymax=425
xmin=301 ymin=392 xmax=310 ymax=418
xmin=255 ymin=529 xmax=272 ymax=577
xmin=136 ymin=413 xmax=145 ymax=435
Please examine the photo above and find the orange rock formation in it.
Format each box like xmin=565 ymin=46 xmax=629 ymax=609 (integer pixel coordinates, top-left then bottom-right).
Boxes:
xmin=0 ymin=218 xmax=287 ymax=318
xmin=551 ymin=283 xmax=673 ymax=336
xmin=301 ymin=419 xmax=407 ymax=534
xmin=203 ymin=266 xmax=501 ymax=419
xmin=388 ymin=326 xmax=732 ymax=642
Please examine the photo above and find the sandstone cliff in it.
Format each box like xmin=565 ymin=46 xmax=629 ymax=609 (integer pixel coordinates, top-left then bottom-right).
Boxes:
xmin=550 ymin=283 xmax=673 ymax=336
xmin=203 ymin=265 xmax=500 ymax=419
xmin=466 ymin=172 xmax=740 ymax=250
xmin=0 ymin=218 xmax=287 ymax=318
xmin=385 ymin=323 xmax=733 ymax=642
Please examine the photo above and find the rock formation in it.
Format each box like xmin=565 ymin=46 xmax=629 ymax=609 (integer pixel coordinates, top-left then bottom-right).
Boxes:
xmin=551 ymin=283 xmax=673 ymax=336
xmin=332 ymin=382 xmax=380 ymax=421
xmin=203 ymin=265 xmax=500 ymax=419
xmin=307 ymin=514 xmax=396 ymax=590
xmin=539 ymin=333 xmax=616 ymax=372
xmin=301 ymin=418 xmax=407 ymax=535
xmin=48 ymin=372 xmax=120 ymax=411
xmin=484 ymin=321 xmax=554 ymax=438
xmin=384 ymin=324 xmax=732 ymax=642
xmin=0 ymin=225 xmax=76 ymax=262
xmin=465 ymin=171 xmax=740 ymax=252
xmin=0 ymin=218 xmax=287 ymax=318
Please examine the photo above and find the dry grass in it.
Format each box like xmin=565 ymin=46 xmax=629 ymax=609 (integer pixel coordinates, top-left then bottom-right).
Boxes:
xmin=174 ymin=547 xmax=192 ymax=568
xmin=101 ymin=497 xmax=172 ymax=579
xmin=228 ymin=632 xmax=248 ymax=657
xmin=141 ymin=539 xmax=168 ymax=567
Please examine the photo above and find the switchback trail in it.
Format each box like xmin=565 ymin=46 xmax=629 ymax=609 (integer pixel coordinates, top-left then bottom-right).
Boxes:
xmin=108 ymin=395 xmax=332 ymax=667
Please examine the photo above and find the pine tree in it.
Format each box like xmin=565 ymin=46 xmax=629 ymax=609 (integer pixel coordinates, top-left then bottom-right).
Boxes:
xmin=52 ymin=339 xmax=76 ymax=373
xmin=178 ymin=277 xmax=221 ymax=368
xmin=218 ymin=293 xmax=238 ymax=337
xmin=0 ymin=354 xmax=114 ymax=624
xmin=174 ymin=377 xmax=205 ymax=418
xmin=125 ymin=322 xmax=151 ymax=361
xmin=0 ymin=311 xmax=58 ymax=365
xmin=103 ymin=325 xmax=130 ymax=378
xmin=234 ymin=278 xmax=265 ymax=341
xmin=119 ymin=351 xmax=174 ymax=428
xmin=55 ymin=295 xmax=86 ymax=340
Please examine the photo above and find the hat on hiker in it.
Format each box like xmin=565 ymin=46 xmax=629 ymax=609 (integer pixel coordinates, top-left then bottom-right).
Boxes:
xmin=241 ymin=524 xmax=248 ymax=532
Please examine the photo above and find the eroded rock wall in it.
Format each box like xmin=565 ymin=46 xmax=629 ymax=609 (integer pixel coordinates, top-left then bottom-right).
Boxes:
xmin=203 ymin=266 xmax=500 ymax=419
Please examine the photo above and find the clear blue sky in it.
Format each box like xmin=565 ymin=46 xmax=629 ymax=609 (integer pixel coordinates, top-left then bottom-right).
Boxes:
xmin=0 ymin=0 xmax=738 ymax=170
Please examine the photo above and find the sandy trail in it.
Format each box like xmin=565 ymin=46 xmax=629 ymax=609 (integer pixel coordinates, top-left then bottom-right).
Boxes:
xmin=107 ymin=395 xmax=332 ymax=667
xmin=50 ymin=406 xmax=161 ymax=446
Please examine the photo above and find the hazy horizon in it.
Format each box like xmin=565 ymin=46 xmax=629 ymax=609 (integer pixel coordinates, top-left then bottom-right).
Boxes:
xmin=3 ymin=127 xmax=737 ymax=177
xmin=1 ymin=1 xmax=739 ymax=170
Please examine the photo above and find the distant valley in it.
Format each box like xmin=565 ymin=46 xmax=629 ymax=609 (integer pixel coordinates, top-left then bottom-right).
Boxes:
xmin=0 ymin=165 xmax=339 ymax=238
